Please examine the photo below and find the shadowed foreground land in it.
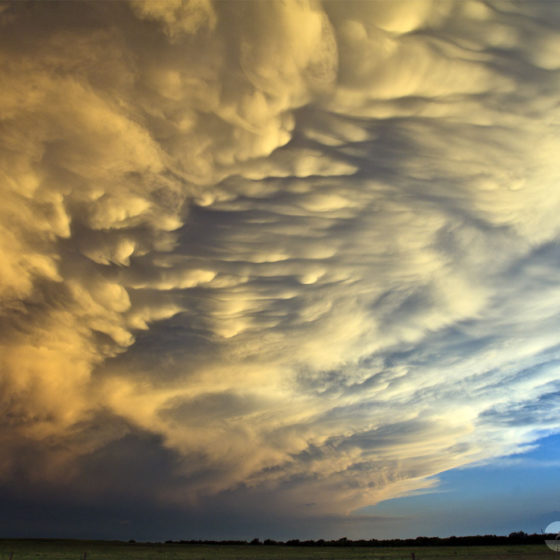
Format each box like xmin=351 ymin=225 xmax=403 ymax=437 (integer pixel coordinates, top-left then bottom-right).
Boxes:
xmin=0 ymin=541 xmax=555 ymax=560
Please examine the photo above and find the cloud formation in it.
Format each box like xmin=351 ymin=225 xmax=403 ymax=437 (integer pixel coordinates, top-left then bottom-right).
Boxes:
xmin=2 ymin=0 xmax=560 ymax=534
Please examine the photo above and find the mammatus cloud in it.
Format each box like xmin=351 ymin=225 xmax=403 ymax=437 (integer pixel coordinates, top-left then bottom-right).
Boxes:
xmin=2 ymin=0 xmax=560 ymax=531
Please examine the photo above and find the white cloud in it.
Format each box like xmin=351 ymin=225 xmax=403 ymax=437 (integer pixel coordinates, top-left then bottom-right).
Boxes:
xmin=2 ymin=0 xmax=560 ymax=526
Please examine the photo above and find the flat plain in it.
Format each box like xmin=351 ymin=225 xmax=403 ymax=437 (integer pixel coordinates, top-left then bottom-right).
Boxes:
xmin=0 ymin=541 xmax=556 ymax=560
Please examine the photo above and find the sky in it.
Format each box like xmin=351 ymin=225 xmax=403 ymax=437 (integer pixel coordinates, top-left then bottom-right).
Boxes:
xmin=1 ymin=0 xmax=560 ymax=542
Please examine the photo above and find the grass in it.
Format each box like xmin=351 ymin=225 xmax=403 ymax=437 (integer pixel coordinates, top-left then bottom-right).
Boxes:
xmin=0 ymin=540 xmax=556 ymax=560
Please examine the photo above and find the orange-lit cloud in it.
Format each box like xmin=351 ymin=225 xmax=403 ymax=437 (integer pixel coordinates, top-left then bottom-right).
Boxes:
xmin=2 ymin=0 xmax=560 ymax=533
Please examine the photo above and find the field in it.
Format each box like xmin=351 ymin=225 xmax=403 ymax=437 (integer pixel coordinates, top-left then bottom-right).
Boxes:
xmin=0 ymin=541 xmax=556 ymax=560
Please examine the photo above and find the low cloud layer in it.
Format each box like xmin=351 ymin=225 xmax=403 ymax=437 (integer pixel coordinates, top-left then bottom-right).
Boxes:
xmin=2 ymin=0 xmax=560 ymax=536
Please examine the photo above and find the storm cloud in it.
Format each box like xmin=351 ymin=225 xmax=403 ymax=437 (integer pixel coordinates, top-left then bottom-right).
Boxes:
xmin=2 ymin=0 xmax=560 ymax=537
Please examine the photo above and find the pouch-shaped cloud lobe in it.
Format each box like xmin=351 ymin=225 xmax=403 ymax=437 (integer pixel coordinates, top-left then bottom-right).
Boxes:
xmin=2 ymin=0 xmax=560 ymax=534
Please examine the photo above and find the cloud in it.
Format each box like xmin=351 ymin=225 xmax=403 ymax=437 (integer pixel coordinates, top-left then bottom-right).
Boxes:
xmin=2 ymin=0 xmax=560 ymax=535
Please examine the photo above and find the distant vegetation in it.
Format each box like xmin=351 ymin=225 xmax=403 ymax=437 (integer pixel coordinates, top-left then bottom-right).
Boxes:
xmin=162 ymin=531 xmax=551 ymax=547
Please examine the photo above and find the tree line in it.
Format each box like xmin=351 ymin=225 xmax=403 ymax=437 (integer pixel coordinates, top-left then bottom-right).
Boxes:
xmin=159 ymin=531 xmax=552 ymax=547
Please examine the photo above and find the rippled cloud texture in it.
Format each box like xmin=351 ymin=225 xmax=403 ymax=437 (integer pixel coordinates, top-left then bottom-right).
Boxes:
xmin=2 ymin=0 xmax=560 ymax=537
